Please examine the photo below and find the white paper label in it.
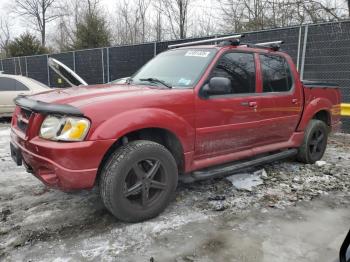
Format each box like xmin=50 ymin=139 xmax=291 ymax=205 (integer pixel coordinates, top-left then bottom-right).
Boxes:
xmin=185 ymin=51 xmax=210 ymax=58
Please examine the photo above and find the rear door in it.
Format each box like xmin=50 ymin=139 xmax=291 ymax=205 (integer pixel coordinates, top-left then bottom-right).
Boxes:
xmin=0 ymin=77 xmax=33 ymax=116
xmin=0 ymin=77 xmax=18 ymax=115
xmin=253 ymin=53 xmax=303 ymax=144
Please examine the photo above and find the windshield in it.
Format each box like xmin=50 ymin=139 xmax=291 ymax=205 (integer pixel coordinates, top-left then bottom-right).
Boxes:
xmin=131 ymin=48 xmax=217 ymax=88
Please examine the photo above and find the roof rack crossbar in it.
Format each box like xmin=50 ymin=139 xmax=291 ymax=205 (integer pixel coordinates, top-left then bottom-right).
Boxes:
xmin=168 ymin=34 xmax=243 ymax=49
xmin=255 ymin=40 xmax=284 ymax=46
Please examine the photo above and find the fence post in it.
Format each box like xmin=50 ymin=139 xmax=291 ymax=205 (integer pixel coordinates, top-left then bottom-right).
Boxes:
xmin=300 ymin=25 xmax=309 ymax=80
xmin=107 ymin=47 xmax=110 ymax=82
xmin=154 ymin=42 xmax=157 ymax=57
xmin=73 ymin=51 xmax=76 ymax=72
xmin=13 ymin=58 xmax=17 ymax=75
xmin=25 ymin=57 xmax=28 ymax=76
xmin=18 ymin=58 xmax=22 ymax=75
xmin=296 ymin=26 xmax=302 ymax=71
xmin=46 ymin=55 xmax=50 ymax=87
xmin=101 ymin=48 xmax=105 ymax=84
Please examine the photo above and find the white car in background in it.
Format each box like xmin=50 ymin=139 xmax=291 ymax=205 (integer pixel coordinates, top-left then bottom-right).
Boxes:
xmin=0 ymin=74 xmax=50 ymax=117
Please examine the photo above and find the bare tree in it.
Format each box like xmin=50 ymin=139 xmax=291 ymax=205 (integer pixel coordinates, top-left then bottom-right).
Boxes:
xmin=12 ymin=0 xmax=61 ymax=47
xmin=138 ymin=0 xmax=151 ymax=43
xmin=153 ymin=0 xmax=163 ymax=41
xmin=113 ymin=0 xmax=152 ymax=45
xmin=192 ymin=7 xmax=219 ymax=37
xmin=114 ymin=0 xmax=139 ymax=44
xmin=0 ymin=18 xmax=11 ymax=56
xmin=219 ymin=0 xmax=345 ymax=32
xmin=161 ymin=0 xmax=192 ymax=39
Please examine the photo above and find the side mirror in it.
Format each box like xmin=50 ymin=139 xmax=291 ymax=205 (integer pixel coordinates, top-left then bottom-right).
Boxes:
xmin=202 ymin=77 xmax=232 ymax=96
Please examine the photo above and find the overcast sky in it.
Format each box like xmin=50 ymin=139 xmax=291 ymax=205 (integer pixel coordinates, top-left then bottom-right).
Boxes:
xmin=0 ymin=0 xmax=346 ymax=43
xmin=0 ymin=0 xmax=216 ymax=41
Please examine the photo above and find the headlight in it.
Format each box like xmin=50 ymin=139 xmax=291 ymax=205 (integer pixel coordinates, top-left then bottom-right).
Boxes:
xmin=40 ymin=115 xmax=90 ymax=141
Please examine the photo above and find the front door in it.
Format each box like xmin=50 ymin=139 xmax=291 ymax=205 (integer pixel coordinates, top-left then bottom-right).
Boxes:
xmin=195 ymin=51 xmax=261 ymax=159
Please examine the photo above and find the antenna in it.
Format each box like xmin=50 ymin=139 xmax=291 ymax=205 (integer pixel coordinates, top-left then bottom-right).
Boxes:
xmin=168 ymin=34 xmax=243 ymax=49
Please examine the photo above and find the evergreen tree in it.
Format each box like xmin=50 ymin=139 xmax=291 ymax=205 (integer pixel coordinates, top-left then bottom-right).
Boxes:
xmin=73 ymin=4 xmax=111 ymax=49
xmin=5 ymin=33 xmax=48 ymax=57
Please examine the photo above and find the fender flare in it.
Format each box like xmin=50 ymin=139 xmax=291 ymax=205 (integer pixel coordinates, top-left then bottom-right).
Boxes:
xmin=89 ymin=108 xmax=195 ymax=152
xmin=297 ymin=97 xmax=332 ymax=131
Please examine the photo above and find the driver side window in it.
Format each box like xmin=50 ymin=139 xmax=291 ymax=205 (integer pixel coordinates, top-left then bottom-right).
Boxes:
xmin=211 ymin=52 xmax=256 ymax=95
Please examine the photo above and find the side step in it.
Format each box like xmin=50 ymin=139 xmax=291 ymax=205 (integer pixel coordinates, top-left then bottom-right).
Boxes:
xmin=179 ymin=149 xmax=298 ymax=183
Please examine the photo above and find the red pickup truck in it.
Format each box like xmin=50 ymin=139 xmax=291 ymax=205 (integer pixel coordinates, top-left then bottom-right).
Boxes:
xmin=10 ymin=36 xmax=341 ymax=222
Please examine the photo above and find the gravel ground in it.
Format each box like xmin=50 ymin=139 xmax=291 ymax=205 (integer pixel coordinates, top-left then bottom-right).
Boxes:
xmin=0 ymin=120 xmax=349 ymax=262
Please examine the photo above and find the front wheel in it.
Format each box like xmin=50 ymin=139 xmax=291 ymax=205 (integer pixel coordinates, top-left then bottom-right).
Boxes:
xmin=100 ymin=140 xmax=178 ymax=222
xmin=297 ymin=119 xmax=328 ymax=164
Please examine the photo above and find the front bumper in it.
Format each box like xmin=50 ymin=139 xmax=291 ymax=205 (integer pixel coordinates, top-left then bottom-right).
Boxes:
xmin=11 ymin=128 xmax=115 ymax=190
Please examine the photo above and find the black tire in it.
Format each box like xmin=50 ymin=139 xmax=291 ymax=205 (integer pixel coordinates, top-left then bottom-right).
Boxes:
xmin=100 ymin=140 xmax=178 ymax=222
xmin=297 ymin=119 xmax=328 ymax=164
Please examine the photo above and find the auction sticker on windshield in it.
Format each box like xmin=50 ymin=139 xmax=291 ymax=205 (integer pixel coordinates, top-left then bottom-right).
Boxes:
xmin=185 ymin=50 xmax=211 ymax=57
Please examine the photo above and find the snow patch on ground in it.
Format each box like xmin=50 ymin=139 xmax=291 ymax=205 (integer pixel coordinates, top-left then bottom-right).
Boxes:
xmin=226 ymin=169 xmax=264 ymax=191
xmin=0 ymin=128 xmax=10 ymax=137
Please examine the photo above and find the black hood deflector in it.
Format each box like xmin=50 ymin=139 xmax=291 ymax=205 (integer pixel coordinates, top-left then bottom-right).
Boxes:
xmin=14 ymin=95 xmax=83 ymax=116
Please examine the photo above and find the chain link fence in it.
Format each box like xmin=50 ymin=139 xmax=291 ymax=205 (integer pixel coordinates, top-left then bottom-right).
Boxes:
xmin=1 ymin=20 xmax=349 ymax=132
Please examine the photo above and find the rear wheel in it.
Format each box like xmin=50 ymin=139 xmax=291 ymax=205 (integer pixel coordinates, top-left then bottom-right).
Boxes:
xmin=100 ymin=140 xmax=178 ymax=222
xmin=297 ymin=119 xmax=328 ymax=164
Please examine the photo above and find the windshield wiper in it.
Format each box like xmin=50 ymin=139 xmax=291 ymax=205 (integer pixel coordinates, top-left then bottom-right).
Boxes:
xmin=126 ymin=77 xmax=133 ymax=84
xmin=139 ymin=78 xmax=172 ymax=89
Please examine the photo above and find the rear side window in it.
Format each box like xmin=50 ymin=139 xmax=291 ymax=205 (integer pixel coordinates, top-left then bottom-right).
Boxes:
xmin=260 ymin=54 xmax=293 ymax=92
xmin=0 ymin=77 xmax=16 ymax=91
xmin=16 ymin=81 xmax=29 ymax=91
xmin=211 ymin=52 xmax=256 ymax=94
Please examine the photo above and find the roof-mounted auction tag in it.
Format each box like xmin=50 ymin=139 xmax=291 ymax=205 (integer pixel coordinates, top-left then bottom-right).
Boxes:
xmin=185 ymin=50 xmax=210 ymax=57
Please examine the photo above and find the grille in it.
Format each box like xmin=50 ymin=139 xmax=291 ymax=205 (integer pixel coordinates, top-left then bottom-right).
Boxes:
xmin=17 ymin=108 xmax=32 ymax=134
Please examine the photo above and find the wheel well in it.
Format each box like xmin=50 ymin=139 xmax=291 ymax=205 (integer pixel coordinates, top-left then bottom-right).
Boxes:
xmin=313 ymin=110 xmax=331 ymax=126
xmin=96 ymin=128 xmax=185 ymax=185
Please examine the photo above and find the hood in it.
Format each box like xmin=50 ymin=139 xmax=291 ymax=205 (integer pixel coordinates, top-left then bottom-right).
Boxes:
xmin=48 ymin=57 xmax=88 ymax=87
xmin=29 ymin=83 xmax=173 ymax=109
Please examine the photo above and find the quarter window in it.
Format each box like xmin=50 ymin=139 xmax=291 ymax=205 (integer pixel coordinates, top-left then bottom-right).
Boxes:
xmin=260 ymin=54 xmax=293 ymax=92
xmin=211 ymin=52 xmax=256 ymax=94
xmin=16 ymin=81 xmax=29 ymax=91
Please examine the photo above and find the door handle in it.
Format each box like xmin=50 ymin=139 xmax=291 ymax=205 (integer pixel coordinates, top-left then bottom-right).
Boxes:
xmin=240 ymin=101 xmax=257 ymax=107
xmin=292 ymin=98 xmax=298 ymax=104
xmin=248 ymin=101 xmax=257 ymax=108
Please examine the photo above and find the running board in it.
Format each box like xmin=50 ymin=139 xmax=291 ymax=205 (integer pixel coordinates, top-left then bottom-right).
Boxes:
xmin=179 ymin=149 xmax=298 ymax=183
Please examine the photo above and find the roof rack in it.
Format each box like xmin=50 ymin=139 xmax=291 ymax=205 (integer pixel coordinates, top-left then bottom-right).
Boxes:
xmin=255 ymin=40 xmax=284 ymax=47
xmin=248 ymin=40 xmax=284 ymax=51
xmin=168 ymin=34 xmax=243 ymax=49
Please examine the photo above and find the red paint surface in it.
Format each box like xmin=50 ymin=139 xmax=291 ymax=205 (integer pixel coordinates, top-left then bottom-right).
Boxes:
xmin=10 ymin=45 xmax=342 ymax=190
